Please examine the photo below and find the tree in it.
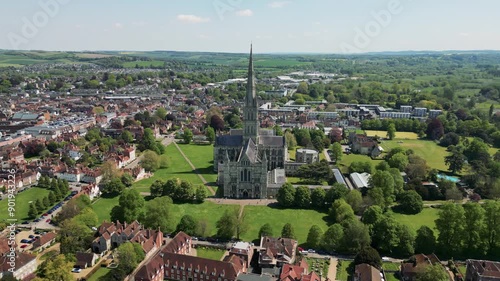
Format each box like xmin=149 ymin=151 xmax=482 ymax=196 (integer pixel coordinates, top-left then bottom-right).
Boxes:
xmin=28 ymin=203 xmax=38 ymax=219
xmin=306 ymin=225 xmax=323 ymax=249
xmin=140 ymin=150 xmax=161 ymax=172
xmin=395 ymin=224 xmax=415 ymax=257
xmin=210 ymin=114 xmax=225 ymax=131
xmin=121 ymin=173 xmax=134 ymax=187
xmin=216 ymin=210 xmax=237 ymax=240
xmin=101 ymin=160 xmax=121 ymax=183
xmin=439 ymin=132 xmax=460 ymax=147
xmin=183 ymin=128 xmax=193 ymax=144
xmin=367 ymin=188 xmax=386 ymax=207
xmin=36 ymin=254 xmax=74 ymax=281
xmin=483 ymin=200 xmax=500 ymax=255
xmin=345 ymin=190 xmax=363 ymax=214
xmin=361 ymin=205 xmax=384 ymax=225
xmin=277 ymin=183 xmax=295 ymax=207
xmin=142 ymin=197 xmax=174 ymax=233
xmin=415 ymin=264 xmax=449 ymax=281
xmin=59 ymin=219 xmax=93 ymax=255
xmin=111 ymin=189 xmax=145 ymax=223
xmin=155 ymin=107 xmax=168 ymax=120
xmin=101 ymin=177 xmax=126 ymax=195
xmin=311 ymin=188 xmax=326 ymax=209
xmin=281 ymin=223 xmax=296 ymax=239
xmin=369 ymin=171 xmax=395 ymax=207
xmin=322 ymin=224 xmax=344 ymax=253
xmin=259 ymin=223 xmax=274 ymax=238
xmin=341 ymin=220 xmax=371 ymax=254
xmin=426 ymin=118 xmax=444 ymax=140
xmin=388 ymin=152 xmax=409 ymax=172
xmin=115 ymin=243 xmax=140 ymax=277
xmin=435 ymin=203 xmax=465 ymax=256
xmin=325 ymin=183 xmax=349 ymax=204
xmin=150 ymin=180 xmax=165 ymax=198
xmin=175 ymin=180 xmax=195 ymax=201
xmin=36 ymin=199 xmax=44 ymax=213
xmin=297 ymin=161 xmax=333 ymax=184
xmin=354 ymin=246 xmax=382 ymax=269
xmin=120 ymin=130 xmax=134 ymax=143
xmin=329 ymin=199 xmax=355 ymax=224
xmin=371 ymin=215 xmax=400 ymax=254
xmin=398 ymin=191 xmax=423 ymax=214
xmin=285 ymin=131 xmax=297 ymax=149
xmin=387 ymin=123 xmax=396 ymax=140
xmin=294 ymin=186 xmax=311 ymax=208
xmin=445 ymin=146 xmax=466 ymax=174
xmin=138 ymin=128 xmax=159 ymax=153
xmin=195 ymin=185 xmax=207 ymax=203
xmin=331 ymin=142 xmax=343 ymax=162
xmin=176 ymin=215 xmax=199 ymax=236
xmin=415 ymin=226 xmax=436 ymax=254
xmin=329 ymin=127 xmax=343 ymax=143
xmin=205 ymin=127 xmax=216 ymax=144
xmin=73 ymin=207 xmax=99 ymax=228
xmin=463 ymin=202 xmax=486 ymax=256
xmin=349 ymin=161 xmax=372 ymax=174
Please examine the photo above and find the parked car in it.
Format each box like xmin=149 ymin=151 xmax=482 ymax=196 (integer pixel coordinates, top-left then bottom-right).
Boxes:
xmin=20 ymin=244 xmax=28 ymax=249
xmin=20 ymin=239 xmax=30 ymax=243
xmin=46 ymin=219 xmax=51 ymax=223
xmin=21 ymin=221 xmax=29 ymax=224
xmin=307 ymin=249 xmax=316 ymax=253
xmin=28 ymin=235 xmax=34 ymax=239
xmin=71 ymin=268 xmax=82 ymax=273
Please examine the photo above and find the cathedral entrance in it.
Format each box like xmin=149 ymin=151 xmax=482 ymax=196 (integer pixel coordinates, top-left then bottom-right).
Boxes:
xmin=242 ymin=190 xmax=249 ymax=198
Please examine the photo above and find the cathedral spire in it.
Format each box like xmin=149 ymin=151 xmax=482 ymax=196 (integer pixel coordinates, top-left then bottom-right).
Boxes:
xmin=246 ymin=44 xmax=256 ymax=103
xmin=243 ymin=44 xmax=259 ymax=143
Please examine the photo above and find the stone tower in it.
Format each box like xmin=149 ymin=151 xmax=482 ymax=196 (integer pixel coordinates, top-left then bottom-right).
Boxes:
xmin=243 ymin=45 xmax=259 ymax=143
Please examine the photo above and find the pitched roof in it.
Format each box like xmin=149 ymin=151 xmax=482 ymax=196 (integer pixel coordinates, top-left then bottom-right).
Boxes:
xmin=354 ymin=264 xmax=382 ymax=281
xmin=33 ymin=232 xmax=56 ymax=248
xmin=163 ymin=231 xmax=191 ymax=254
xmin=216 ymin=135 xmax=243 ymax=146
xmin=260 ymin=236 xmax=297 ymax=262
xmin=162 ymin=252 xmax=244 ymax=279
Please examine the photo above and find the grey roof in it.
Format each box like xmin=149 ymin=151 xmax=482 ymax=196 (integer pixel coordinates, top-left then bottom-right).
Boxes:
xmin=350 ymin=172 xmax=370 ymax=189
xmin=239 ymin=138 xmax=259 ymax=163
xmin=230 ymin=129 xmax=243 ymax=136
xmin=238 ymin=273 xmax=275 ymax=281
xmin=216 ymin=135 xmax=243 ymax=146
xmin=259 ymin=136 xmax=284 ymax=146
xmin=332 ymin=168 xmax=347 ymax=186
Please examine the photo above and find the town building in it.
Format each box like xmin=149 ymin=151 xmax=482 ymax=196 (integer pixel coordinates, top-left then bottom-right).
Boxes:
xmin=353 ymin=264 xmax=383 ymax=281
xmin=466 ymin=259 xmax=500 ymax=281
xmin=259 ymin=236 xmax=298 ymax=269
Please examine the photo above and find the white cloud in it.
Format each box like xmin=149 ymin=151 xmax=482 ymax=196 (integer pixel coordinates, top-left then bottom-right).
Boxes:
xmin=199 ymin=34 xmax=210 ymax=39
xmin=268 ymin=1 xmax=291 ymax=8
xmin=177 ymin=14 xmax=210 ymax=24
xmin=113 ymin=23 xmax=123 ymax=29
xmin=236 ymin=9 xmax=253 ymax=17
xmin=132 ymin=21 xmax=148 ymax=27
xmin=459 ymin=32 xmax=469 ymax=37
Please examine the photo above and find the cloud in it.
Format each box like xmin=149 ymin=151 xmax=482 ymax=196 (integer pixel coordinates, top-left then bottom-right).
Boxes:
xmin=236 ymin=9 xmax=253 ymax=17
xmin=177 ymin=14 xmax=210 ymax=24
xmin=113 ymin=23 xmax=123 ymax=29
xmin=268 ymin=1 xmax=291 ymax=8
xmin=132 ymin=21 xmax=148 ymax=27
xmin=459 ymin=32 xmax=469 ymax=37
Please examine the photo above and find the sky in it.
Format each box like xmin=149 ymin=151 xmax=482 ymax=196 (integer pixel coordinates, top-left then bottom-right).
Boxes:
xmin=1 ymin=0 xmax=500 ymax=54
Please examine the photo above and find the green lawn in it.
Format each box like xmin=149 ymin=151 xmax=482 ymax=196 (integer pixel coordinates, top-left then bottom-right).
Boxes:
xmin=287 ymin=177 xmax=328 ymax=186
xmin=380 ymin=139 xmax=449 ymax=171
xmin=241 ymin=205 xmax=329 ymax=244
xmin=196 ymin=247 xmax=226 ymax=260
xmin=92 ymin=196 xmax=120 ymax=223
xmin=170 ymin=202 xmax=239 ymax=236
xmin=87 ymin=268 xmax=111 ymax=281
xmin=336 ymin=260 xmax=353 ymax=281
xmin=385 ymin=272 xmax=400 ymax=281
xmin=132 ymin=145 xmax=204 ymax=193
xmin=365 ymin=130 xmax=419 ymax=140
xmin=382 ymin=262 xmax=401 ymax=271
xmin=337 ymin=153 xmax=381 ymax=174
xmin=0 ymin=187 xmax=51 ymax=221
xmin=177 ymin=144 xmax=218 ymax=184
xmin=392 ymin=207 xmax=439 ymax=234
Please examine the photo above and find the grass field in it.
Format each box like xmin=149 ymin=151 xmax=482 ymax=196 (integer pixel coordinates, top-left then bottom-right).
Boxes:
xmin=392 ymin=207 xmax=439 ymax=234
xmin=169 ymin=202 xmax=239 ymax=236
xmin=385 ymin=272 xmax=400 ymax=281
xmin=337 ymin=153 xmax=379 ymax=174
xmin=336 ymin=260 xmax=352 ymax=281
xmin=287 ymin=177 xmax=328 ymax=186
xmin=132 ymin=145 xmax=204 ymax=193
xmin=241 ymin=205 xmax=329 ymax=244
xmin=0 ymin=187 xmax=51 ymax=221
xmin=196 ymin=247 xmax=226 ymax=260
xmin=380 ymin=139 xmax=449 ymax=171
xmin=88 ymin=268 xmax=111 ymax=281
xmin=123 ymin=60 xmax=166 ymax=68
xmin=365 ymin=130 xmax=419 ymax=140
xmin=177 ymin=144 xmax=217 ymax=184
xmin=382 ymin=262 xmax=401 ymax=271
xmin=92 ymin=196 xmax=120 ymax=223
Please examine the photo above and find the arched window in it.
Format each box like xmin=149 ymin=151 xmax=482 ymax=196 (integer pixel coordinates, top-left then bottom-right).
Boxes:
xmin=240 ymin=170 xmax=244 ymax=181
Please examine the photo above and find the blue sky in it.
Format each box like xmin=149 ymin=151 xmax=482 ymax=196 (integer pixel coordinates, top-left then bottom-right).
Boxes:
xmin=1 ymin=0 xmax=500 ymax=53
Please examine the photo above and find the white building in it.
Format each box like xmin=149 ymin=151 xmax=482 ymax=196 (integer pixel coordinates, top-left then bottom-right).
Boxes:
xmin=379 ymin=112 xmax=411 ymax=119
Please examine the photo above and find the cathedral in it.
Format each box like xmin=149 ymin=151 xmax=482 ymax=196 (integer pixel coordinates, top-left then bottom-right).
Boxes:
xmin=214 ymin=46 xmax=287 ymax=199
